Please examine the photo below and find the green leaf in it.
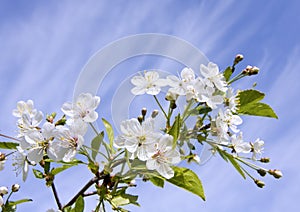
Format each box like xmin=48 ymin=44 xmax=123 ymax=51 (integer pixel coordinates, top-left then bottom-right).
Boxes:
xmin=167 ymin=166 xmax=205 ymax=201
xmin=237 ymin=89 xmax=278 ymax=119
xmin=111 ymin=189 xmax=139 ymax=207
xmin=223 ymin=66 xmax=233 ymax=81
xmin=74 ymin=195 xmax=84 ymax=212
xmin=223 ymin=151 xmax=246 ymax=179
xmin=51 ymin=164 xmax=77 ymax=176
xmin=8 ymin=199 xmax=33 ymax=207
xmin=0 ymin=142 xmax=18 ymax=150
xmin=130 ymin=158 xmax=146 ymax=170
xmin=91 ymin=131 xmax=104 ymax=160
xmin=149 ymin=176 xmax=165 ymax=188
xmin=102 ymin=118 xmax=116 ymax=154
xmin=168 ymin=114 xmax=181 ymax=147
xmin=32 ymin=169 xmax=44 ymax=179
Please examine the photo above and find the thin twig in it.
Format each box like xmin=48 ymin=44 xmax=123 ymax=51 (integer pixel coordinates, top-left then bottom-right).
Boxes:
xmin=51 ymin=183 xmax=62 ymax=210
xmin=0 ymin=133 xmax=21 ymax=142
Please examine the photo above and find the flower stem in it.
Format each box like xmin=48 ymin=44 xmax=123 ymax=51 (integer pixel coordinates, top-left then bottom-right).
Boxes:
xmin=153 ymin=95 xmax=168 ymax=119
xmin=51 ymin=182 xmax=62 ymax=210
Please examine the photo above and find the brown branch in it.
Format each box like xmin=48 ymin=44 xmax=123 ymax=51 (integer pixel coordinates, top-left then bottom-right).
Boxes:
xmin=0 ymin=133 xmax=21 ymax=142
xmin=62 ymin=174 xmax=105 ymax=210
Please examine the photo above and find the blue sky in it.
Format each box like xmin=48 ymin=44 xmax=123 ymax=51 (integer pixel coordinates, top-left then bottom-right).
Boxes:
xmin=0 ymin=0 xmax=299 ymax=211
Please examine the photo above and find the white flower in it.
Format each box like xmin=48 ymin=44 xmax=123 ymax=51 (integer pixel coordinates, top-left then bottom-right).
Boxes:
xmin=167 ymin=68 xmax=196 ymax=96
xmin=131 ymin=71 xmax=167 ymax=95
xmin=12 ymin=147 xmax=30 ymax=182
xmin=226 ymin=88 xmax=239 ymax=112
xmin=61 ymin=93 xmax=100 ymax=123
xmin=114 ymin=118 xmax=161 ymax=161
xmin=146 ymin=134 xmax=181 ymax=179
xmin=13 ymin=100 xmax=43 ymax=136
xmin=12 ymin=100 xmax=35 ymax=118
xmin=217 ymin=109 xmax=242 ymax=133
xmin=200 ymin=62 xmax=227 ymax=92
xmin=231 ymin=133 xmax=251 ymax=154
xmin=0 ymin=186 xmax=8 ymax=195
xmin=251 ymin=138 xmax=264 ymax=160
xmin=21 ymin=122 xmax=55 ymax=163
xmin=193 ymin=79 xmax=224 ymax=109
xmin=49 ymin=120 xmax=86 ymax=162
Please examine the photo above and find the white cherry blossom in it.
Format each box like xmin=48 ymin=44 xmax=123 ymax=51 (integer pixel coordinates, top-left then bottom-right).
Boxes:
xmin=61 ymin=93 xmax=100 ymax=123
xmin=231 ymin=133 xmax=251 ymax=154
xmin=251 ymin=138 xmax=264 ymax=160
xmin=167 ymin=67 xmax=196 ymax=96
xmin=200 ymin=62 xmax=227 ymax=92
xmin=131 ymin=71 xmax=167 ymax=95
xmin=12 ymin=147 xmax=30 ymax=182
xmin=49 ymin=119 xmax=86 ymax=162
xmin=13 ymin=100 xmax=43 ymax=136
xmin=114 ymin=118 xmax=161 ymax=161
xmin=146 ymin=134 xmax=181 ymax=179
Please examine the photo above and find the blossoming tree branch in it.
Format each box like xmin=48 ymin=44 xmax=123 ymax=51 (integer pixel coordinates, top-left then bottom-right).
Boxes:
xmin=0 ymin=55 xmax=282 ymax=211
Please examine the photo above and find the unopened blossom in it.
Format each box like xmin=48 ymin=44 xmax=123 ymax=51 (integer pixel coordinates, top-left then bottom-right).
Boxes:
xmin=0 ymin=153 xmax=5 ymax=171
xmin=12 ymin=147 xmax=29 ymax=182
xmin=114 ymin=118 xmax=161 ymax=161
xmin=200 ymin=62 xmax=227 ymax=92
xmin=146 ymin=134 xmax=181 ymax=179
xmin=231 ymin=133 xmax=251 ymax=154
xmin=251 ymin=138 xmax=264 ymax=160
xmin=12 ymin=184 xmax=20 ymax=192
xmin=0 ymin=186 xmax=8 ymax=195
xmin=61 ymin=93 xmax=100 ymax=123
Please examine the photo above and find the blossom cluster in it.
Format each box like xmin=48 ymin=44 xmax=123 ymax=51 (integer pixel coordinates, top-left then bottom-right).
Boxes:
xmin=114 ymin=117 xmax=181 ymax=179
xmin=130 ymin=62 xmax=264 ymax=161
xmin=12 ymin=93 xmax=100 ymax=181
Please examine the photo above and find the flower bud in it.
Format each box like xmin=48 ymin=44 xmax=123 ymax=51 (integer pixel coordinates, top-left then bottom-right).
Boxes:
xmin=260 ymin=157 xmax=270 ymax=163
xmin=151 ymin=110 xmax=159 ymax=118
xmin=234 ymin=54 xmax=244 ymax=65
xmin=242 ymin=65 xmax=260 ymax=76
xmin=0 ymin=153 xmax=5 ymax=161
xmin=137 ymin=115 xmax=144 ymax=124
xmin=141 ymin=108 xmax=147 ymax=117
xmin=268 ymin=169 xmax=283 ymax=179
xmin=257 ymin=169 xmax=267 ymax=177
xmin=0 ymin=186 xmax=8 ymax=195
xmin=12 ymin=184 xmax=20 ymax=192
xmin=254 ymin=179 xmax=265 ymax=188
